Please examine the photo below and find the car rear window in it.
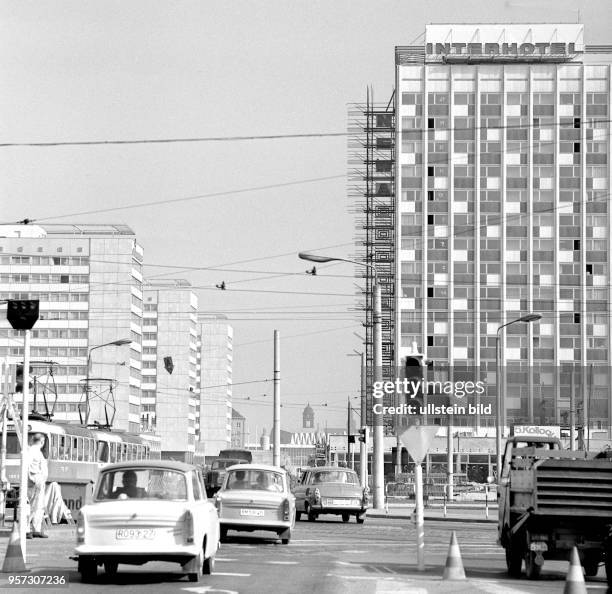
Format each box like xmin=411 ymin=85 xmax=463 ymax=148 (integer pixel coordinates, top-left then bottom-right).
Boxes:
xmin=312 ymin=471 xmax=359 ymax=484
xmin=95 ymin=468 xmax=188 ymax=501
xmin=225 ymin=469 xmax=284 ymax=492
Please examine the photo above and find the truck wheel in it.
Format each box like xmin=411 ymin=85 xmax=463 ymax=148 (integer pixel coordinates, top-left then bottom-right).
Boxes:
xmin=524 ymin=550 xmax=542 ymax=580
xmin=505 ymin=536 xmax=523 ymax=577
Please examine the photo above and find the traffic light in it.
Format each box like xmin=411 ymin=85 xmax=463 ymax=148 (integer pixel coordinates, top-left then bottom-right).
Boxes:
xmin=15 ymin=364 xmax=32 ymax=393
xmin=405 ymin=352 xmax=426 ymax=407
xmin=358 ymin=426 xmax=368 ymax=443
xmin=348 ymin=435 xmax=356 ymax=444
xmin=163 ymin=356 xmax=174 ymax=374
xmin=6 ymin=299 xmax=39 ymax=330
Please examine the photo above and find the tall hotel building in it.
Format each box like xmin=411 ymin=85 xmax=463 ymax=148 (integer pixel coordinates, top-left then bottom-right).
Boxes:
xmin=353 ymin=24 xmax=612 ymax=436
xmin=0 ymin=224 xmax=143 ymax=433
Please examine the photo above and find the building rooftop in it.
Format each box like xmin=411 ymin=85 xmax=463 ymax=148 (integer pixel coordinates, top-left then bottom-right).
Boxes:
xmin=40 ymin=223 xmax=136 ymax=236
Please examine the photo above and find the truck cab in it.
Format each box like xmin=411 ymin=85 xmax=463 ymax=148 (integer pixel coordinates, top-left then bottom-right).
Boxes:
xmin=498 ymin=436 xmax=561 ymax=542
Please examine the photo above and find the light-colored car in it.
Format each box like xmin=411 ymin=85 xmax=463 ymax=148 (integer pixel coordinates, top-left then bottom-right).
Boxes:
xmin=205 ymin=458 xmax=248 ymax=497
xmin=74 ymin=461 xmax=220 ymax=583
xmin=214 ymin=464 xmax=295 ymax=544
xmin=293 ymin=466 xmax=369 ymax=523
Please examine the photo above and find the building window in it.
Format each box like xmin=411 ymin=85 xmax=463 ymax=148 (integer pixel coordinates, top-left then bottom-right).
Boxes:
xmin=574 ymin=240 xmax=580 ymax=250
xmin=57 ymin=247 xmax=63 ymax=253
xmin=427 ymin=118 xmax=434 ymax=129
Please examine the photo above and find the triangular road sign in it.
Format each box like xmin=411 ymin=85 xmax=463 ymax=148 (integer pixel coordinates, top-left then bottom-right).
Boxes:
xmin=399 ymin=425 xmax=439 ymax=464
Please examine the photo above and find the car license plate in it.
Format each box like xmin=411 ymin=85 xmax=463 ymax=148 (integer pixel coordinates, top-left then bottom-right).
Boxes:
xmin=116 ymin=528 xmax=156 ymax=540
xmin=240 ymin=508 xmax=264 ymax=517
xmin=332 ymin=499 xmax=347 ymax=505
xmin=529 ymin=542 xmax=548 ymax=552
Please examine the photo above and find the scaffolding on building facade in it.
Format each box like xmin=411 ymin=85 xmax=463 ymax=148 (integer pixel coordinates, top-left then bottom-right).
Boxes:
xmin=348 ymin=88 xmax=396 ymax=433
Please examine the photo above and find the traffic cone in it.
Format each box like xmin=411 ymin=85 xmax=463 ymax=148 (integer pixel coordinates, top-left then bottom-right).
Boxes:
xmin=1 ymin=521 xmax=26 ymax=572
xmin=442 ymin=531 xmax=466 ymax=580
xmin=563 ymin=547 xmax=586 ymax=594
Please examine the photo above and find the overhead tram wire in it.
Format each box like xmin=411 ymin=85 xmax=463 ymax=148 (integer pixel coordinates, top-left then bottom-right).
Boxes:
xmin=0 ymin=131 xmax=349 ymax=148
xmin=4 ymin=118 xmax=608 ymax=224
xmin=16 ymin=174 xmax=346 ymax=223
xmin=1 ymin=117 xmax=608 ymax=149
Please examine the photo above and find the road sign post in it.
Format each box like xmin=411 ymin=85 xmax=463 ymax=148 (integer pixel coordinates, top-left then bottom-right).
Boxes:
xmin=399 ymin=425 xmax=439 ymax=572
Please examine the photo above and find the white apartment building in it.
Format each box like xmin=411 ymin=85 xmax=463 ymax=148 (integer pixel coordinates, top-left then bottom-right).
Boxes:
xmin=0 ymin=224 xmax=143 ymax=433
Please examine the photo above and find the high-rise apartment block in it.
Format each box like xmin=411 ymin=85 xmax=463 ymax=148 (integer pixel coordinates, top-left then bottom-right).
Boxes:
xmin=141 ymin=284 xmax=199 ymax=461
xmin=0 ymin=224 xmax=143 ymax=432
xmin=199 ymin=316 xmax=233 ymax=457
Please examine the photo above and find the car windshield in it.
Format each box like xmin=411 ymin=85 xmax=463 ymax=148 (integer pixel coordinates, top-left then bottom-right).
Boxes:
xmin=95 ymin=468 xmax=188 ymax=501
xmin=312 ymin=471 xmax=359 ymax=484
xmin=225 ymin=469 xmax=284 ymax=492
xmin=212 ymin=459 xmax=241 ymax=470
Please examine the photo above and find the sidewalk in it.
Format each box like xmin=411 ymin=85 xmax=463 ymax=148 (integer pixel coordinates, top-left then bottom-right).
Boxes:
xmin=367 ymin=502 xmax=497 ymax=523
xmin=0 ymin=523 xmax=76 ymax=576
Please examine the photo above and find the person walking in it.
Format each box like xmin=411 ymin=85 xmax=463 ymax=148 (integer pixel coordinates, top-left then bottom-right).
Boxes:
xmin=27 ymin=433 xmax=49 ymax=538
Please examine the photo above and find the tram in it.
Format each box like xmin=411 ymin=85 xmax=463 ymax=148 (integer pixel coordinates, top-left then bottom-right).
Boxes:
xmin=1 ymin=418 xmax=154 ymax=512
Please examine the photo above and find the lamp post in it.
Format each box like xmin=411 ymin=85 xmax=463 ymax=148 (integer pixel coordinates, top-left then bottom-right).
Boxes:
xmin=299 ymin=252 xmax=385 ymax=509
xmin=348 ymin=350 xmax=367 ymax=488
xmin=495 ymin=314 xmax=541 ymax=478
xmin=83 ymin=338 xmax=131 ymax=424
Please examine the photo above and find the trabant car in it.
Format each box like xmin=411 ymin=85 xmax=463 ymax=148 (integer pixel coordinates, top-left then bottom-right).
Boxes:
xmin=293 ymin=466 xmax=369 ymax=523
xmin=214 ymin=464 xmax=295 ymax=544
xmin=73 ymin=461 xmax=220 ymax=583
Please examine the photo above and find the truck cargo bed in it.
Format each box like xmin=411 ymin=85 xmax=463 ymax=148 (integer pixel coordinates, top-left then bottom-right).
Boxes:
xmin=534 ymin=458 xmax=612 ymax=517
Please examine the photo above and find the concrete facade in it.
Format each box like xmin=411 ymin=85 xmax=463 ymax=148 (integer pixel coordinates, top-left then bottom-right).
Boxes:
xmin=142 ymin=285 xmax=199 ymax=462
xmin=199 ymin=316 xmax=233 ymax=457
xmin=0 ymin=224 xmax=142 ymax=433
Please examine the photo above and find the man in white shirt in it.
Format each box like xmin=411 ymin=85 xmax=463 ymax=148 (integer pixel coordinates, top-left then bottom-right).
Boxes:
xmin=27 ymin=433 xmax=49 ymax=538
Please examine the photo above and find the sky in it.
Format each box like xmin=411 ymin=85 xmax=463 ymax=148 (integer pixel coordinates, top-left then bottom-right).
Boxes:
xmin=2 ymin=0 xmax=611 ymax=437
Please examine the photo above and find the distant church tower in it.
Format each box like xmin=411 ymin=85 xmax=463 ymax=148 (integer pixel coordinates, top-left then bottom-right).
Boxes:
xmin=303 ymin=403 xmax=314 ymax=429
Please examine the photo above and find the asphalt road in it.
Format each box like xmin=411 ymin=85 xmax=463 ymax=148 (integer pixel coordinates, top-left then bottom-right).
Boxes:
xmin=0 ymin=517 xmax=609 ymax=593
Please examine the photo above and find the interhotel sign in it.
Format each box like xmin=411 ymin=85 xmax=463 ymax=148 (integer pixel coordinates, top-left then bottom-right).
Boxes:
xmin=424 ymin=23 xmax=584 ymax=63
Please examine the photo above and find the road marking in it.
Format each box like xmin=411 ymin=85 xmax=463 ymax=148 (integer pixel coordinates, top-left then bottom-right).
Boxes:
xmin=266 ymin=560 xmax=298 ymax=564
xmin=215 ymin=558 xmax=239 ymax=562
xmin=181 ymin=586 xmax=238 ymax=594
xmin=212 ymin=572 xmax=251 ymax=577
xmin=473 ymin=580 xmax=537 ymax=594
xmin=326 ymin=574 xmax=388 ymax=580
xmin=341 ymin=550 xmax=368 ymax=553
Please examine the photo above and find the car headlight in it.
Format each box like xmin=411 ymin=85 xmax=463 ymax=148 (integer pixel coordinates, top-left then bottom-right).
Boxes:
xmin=214 ymin=494 xmax=222 ymax=513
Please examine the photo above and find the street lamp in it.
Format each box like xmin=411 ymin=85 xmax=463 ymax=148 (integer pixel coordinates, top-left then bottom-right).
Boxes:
xmin=495 ymin=314 xmax=541 ymax=478
xmin=299 ymin=252 xmax=385 ymax=509
xmin=347 ymin=350 xmax=367 ymax=488
xmin=83 ymin=338 xmax=132 ymax=424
